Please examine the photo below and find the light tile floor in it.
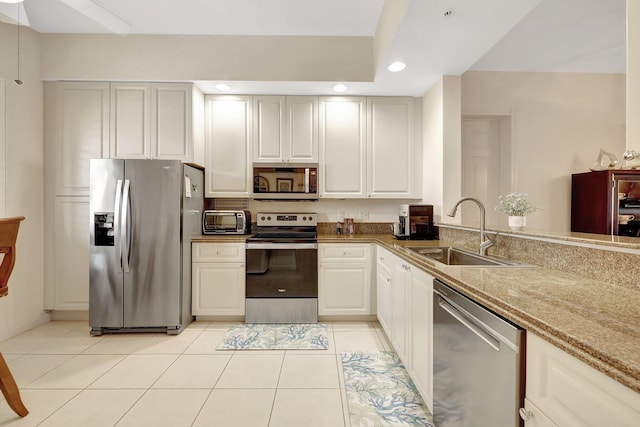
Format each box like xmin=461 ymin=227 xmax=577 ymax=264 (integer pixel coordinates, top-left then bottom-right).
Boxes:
xmin=0 ymin=320 xmax=393 ymax=426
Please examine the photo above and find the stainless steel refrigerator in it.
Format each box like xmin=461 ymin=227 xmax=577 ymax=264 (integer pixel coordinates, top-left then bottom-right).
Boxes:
xmin=89 ymin=159 xmax=203 ymax=335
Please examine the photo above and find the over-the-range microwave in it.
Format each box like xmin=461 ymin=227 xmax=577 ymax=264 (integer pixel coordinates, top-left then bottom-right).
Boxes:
xmin=252 ymin=165 xmax=318 ymax=200
xmin=202 ymin=210 xmax=251 ymax=235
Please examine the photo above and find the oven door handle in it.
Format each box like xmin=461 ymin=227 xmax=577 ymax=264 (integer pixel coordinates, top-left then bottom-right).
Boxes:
xmin=246 ymin=242 xmax=318 ymax=250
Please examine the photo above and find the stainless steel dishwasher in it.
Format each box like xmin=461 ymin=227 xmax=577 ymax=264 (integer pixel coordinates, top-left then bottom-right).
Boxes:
xmin=433 ymin=279 xmax=525 ymax=427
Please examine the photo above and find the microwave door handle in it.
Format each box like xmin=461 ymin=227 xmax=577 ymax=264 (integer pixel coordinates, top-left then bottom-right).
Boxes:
xmin=121 ymin=179 xmax=131 ymax=273
xmin=114 ymin=179 xmax=123 ymax=273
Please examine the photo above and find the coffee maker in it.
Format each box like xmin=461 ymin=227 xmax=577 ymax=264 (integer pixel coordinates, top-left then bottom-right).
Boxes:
xmin=409 ymin=204 xmax=435 ymax=240
xmin=393 ymin=204 xmax=411 ymax=239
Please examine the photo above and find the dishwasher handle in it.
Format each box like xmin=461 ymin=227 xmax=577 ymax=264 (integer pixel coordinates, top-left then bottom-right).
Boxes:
xmin=438 ymin=297 xmax=501 ymax=352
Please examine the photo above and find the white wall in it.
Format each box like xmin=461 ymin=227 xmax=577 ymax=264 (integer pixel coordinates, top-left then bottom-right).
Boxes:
xmin=0 ymin=22 xmax=49 ymax=341
xmin=460 ymin=71 xmax=626 ymax=232
xmin=628 ymin=0 xmax=640 ymax=153
xmin=421 ymin=76 xmax=462 ymax=224
xmin=40 ymin=34 xmax=373 ymax=83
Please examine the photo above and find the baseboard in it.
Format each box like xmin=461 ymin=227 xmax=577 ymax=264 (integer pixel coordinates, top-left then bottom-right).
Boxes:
xmin=50 ymin=310 xmax=89 ymax=321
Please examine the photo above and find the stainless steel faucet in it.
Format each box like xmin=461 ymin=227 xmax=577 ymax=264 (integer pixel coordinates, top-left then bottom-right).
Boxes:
xmin=447 ymin=197 xmax=493 ymax=256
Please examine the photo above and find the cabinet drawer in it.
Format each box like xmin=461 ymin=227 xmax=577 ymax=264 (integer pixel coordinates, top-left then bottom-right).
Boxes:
xmin=319 ymin=243 xmax=370 ymax=262
xmin=192 ymin=242 xmax=245 ymax=262
xmin=376 ymin=245 xmax=394 ymax=272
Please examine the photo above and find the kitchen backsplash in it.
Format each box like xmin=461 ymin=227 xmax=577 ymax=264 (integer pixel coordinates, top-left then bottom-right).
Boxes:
xmin=317 ymin=222 xmax=393 ymax=235
xmin=439 ymin=226 xmax=640 ymax=291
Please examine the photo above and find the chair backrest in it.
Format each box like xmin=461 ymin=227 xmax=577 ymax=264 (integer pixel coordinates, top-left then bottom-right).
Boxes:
xmin=0 ymin=216 xmax=25 ymax=296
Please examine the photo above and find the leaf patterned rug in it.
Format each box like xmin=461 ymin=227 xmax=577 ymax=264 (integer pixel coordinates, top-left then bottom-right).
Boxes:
xmin=341 ymin=351 xmax=434 ymax=427
xmin=216 ymin=323 xmax=329 ymax=350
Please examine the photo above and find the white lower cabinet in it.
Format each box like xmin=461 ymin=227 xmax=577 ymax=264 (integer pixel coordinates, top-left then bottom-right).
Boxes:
xmin=376 ymin=247 xmax=393 ymax=335
xmin=391 ymin=260 xmax=410 ymax=364
xmin=409 ymin=267 xmax=434 ymax=411
xmin=192 ymin=242 xmax=245 ymax=316
xmin=525 ymin=333 xmax=640 ymax=427
xmin=51 ymin=197 xmax=90 ymax=310
xmin=521 ymin=398 xmax=558 ymax=427
xmin=318 ymin=243 xmax=372 ymax=315
xmin=376 ymin=244 xmax=433 ymax=410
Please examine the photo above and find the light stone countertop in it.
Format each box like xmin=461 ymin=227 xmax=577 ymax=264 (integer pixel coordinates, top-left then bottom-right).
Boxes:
xmin=319 ymin=233 xmax=640 ymax=394
xmin=192 ymin=233 xmax=640 ymax=394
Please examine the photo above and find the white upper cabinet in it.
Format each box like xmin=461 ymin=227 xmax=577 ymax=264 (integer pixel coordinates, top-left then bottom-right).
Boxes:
xmin=287 ymin=96 xmax=318 ymax=163
xmin=253 ymin=96 xmax=318 ymax=163
xmin=111 ymin=83 xmax=196 ymax=162
xmin=110 ymin=83 xmax=150 ymax=159
xmin=253 ymin=96 xmax=285 ymax=162
xmin=51 ymin=82 xmax=110 ymax=196
xmin=204 ymin=95 xmax=252 ymax=197
xmin=366 ymin=97 xmax=416 ymax=198
xmin=150 ymin=83 xmax=193 ymax=162
xmin=319 ymin=97 xmax=367 ymax=198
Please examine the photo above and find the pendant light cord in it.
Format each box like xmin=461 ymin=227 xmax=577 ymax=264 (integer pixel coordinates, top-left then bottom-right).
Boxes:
xmin=15 ymin=3 xmax=22 ymax=85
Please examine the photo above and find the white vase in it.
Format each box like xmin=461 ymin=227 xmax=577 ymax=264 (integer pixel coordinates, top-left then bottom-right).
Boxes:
xmin=508 ymin=215 xmax=526 ymax=230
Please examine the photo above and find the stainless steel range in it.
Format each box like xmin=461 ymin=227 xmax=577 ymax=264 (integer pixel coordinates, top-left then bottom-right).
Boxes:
xmin=245 ymin=212 xmax=318 ymax=323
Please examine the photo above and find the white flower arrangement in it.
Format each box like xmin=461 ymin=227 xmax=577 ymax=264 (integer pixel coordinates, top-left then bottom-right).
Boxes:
xmin=495 ymin=193 xmax=542 ymax=216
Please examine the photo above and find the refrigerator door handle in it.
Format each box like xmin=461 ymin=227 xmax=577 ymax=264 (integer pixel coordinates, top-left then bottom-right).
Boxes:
xmin=114 ymin=179 xmax=123 ymax=273
xmin=122 ymin=179 xmax=131 ymax=273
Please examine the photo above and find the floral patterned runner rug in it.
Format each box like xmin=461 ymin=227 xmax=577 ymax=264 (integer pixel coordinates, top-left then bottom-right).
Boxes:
xmin=341 ymin=351 xmax=434 ymax=427
xmin=216 ymin=323 xmax=329 ymax=350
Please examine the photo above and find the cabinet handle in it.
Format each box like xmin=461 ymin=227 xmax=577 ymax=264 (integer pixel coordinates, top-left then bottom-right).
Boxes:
xmin=277 ymin=288 xmax=287 ymax=293
xmin=518 ymin=408 xmax=532 ymax=421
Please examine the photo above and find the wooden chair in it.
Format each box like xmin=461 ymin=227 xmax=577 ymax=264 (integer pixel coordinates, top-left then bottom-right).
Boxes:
xmin=0 ymin=216 xmax=28 ymax=417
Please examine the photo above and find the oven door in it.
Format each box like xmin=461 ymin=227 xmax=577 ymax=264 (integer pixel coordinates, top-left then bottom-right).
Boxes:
xmin=245 ymin=242 xmax=318 ymax=298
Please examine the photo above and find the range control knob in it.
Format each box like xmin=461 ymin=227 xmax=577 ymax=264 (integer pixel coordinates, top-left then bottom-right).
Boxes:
xmin=260 ymin=216 xmax=265 ymax=221
xmin=267 ymin=216 xmax=272 ymax=221
xmin=308 ymin=216 xmax=313 ymax=221
xmin=302 ymin=216 xmax=307 ymax=221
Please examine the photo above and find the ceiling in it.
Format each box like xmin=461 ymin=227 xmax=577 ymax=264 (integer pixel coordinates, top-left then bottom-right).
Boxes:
xmin=0 ymin=0 xmax=627 ymax=96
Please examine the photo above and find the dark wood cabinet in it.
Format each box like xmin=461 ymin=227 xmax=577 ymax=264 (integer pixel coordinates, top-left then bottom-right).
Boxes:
xmin=571 ymin=170 xmax=640 ymax=236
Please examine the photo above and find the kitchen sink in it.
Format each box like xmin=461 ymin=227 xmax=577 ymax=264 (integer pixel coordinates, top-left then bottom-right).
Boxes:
xmin=406 ymin=246 xmax=521 ymax=266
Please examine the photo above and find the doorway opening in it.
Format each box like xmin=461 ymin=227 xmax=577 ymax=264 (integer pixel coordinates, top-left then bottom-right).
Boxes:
xmin=461 ymin=116 xmax=512 ymax=228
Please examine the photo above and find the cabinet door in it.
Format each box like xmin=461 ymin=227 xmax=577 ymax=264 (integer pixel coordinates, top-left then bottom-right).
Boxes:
xmin=151 ymin=83 xmax=192 ymax=162
xmin=522 ymin=399 xmax=558 ymax=427
xmin=376 ymin=262 xmax=393 ymax=336
xmin=253 ymin=96 xmax=285 ymax=163
xmin=192 ymin=262 xmax=245 ymax=315
xmin=287 ymin=96 xmax=318 ymax=163
xmin=54 ymin=82 xmax=110 ymax=196
xmin=392 ymin=260 xmax=410 ymax=364
xmin=526 ymin=333 xmax=640 ymax=427
xmin=319 ymin=97 xmax=366 ymax=198
xmin=110 ymin=83 xmax=151 ymax=159
xmin=367 ymin=97 xmax=415 ymax=198
xmin=318 ymin=263 xmax=371 ymax=315
xmin=409 ymin=268 xmax=434 ymax=410
xmin=204 ymin=96 xmax=252 ymax=197
xmin=53 ymin=197 xmax=90 ymax=310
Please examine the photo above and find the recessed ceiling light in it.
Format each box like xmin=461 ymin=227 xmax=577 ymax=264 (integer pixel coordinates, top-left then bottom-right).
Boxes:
xmin=388 ymin=61 xmax=407 ymax=72
xmin=0 ymin=0 xmax=25 ymax=3
xmin=215 ymin=83 xmax=231 ymax=92
xmin=332 ymin=84 xmax=348 ymax=93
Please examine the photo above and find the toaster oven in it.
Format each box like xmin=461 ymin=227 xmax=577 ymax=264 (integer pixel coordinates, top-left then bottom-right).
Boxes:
xmin=202 ymin=210 xmax=251 ymax=235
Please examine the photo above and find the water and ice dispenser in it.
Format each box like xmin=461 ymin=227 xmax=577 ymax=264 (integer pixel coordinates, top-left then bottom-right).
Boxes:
xmin=94 ymin=213 xmax=114 ymax=246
